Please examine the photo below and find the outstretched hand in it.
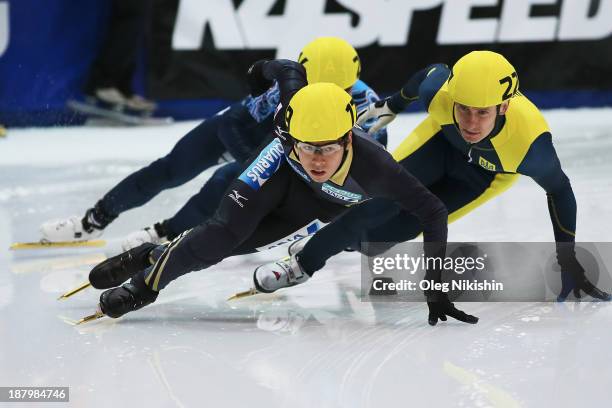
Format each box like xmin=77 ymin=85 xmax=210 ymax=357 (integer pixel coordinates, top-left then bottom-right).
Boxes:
xmin=426 ymin=291 xmax=479 ymax=326
xmin=557 ymin=256 xmax=611 ymax=301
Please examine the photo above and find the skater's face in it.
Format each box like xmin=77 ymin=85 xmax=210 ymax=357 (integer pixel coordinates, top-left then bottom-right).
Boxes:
xmin=296 ymin=132 xmax=351 ymax=183
xmin=454 ymin=101 xmax=509 ymax=143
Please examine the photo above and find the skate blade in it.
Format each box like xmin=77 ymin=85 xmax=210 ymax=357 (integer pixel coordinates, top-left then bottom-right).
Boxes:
xmin=75 ymin=308 xmax=105 ymax=325
xmin=57 ymin=282 xmax=92 ymax=300
xmin=10 ymin=240 xmax=107 ymax=250
xmin=227 ymin=288 xmax=259 ymax=301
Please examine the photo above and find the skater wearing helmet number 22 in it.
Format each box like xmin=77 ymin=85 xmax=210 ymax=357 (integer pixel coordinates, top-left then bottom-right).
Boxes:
xmin=274 ymin=50 xmax=611 ymax=319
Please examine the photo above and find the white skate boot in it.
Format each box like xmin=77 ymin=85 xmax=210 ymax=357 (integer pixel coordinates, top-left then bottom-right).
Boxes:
xmin=254 ymin=254 xmax=310 ymax=293
xmin=121 ymin=224 xmax=165 ymax=251
xmin=40 ymin=216 xmax=103 ymax=242
xmin=228 ymin=236 xmax=314 ymax=300
xmin=288 ymin=234 xmax=312 ymax=257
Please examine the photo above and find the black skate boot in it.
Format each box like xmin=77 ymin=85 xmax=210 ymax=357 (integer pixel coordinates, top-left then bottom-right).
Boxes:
xmin=99 ymin=278 xmax=158 ymax=319
xmin=89 ymin=242 xmax=157 ymax=289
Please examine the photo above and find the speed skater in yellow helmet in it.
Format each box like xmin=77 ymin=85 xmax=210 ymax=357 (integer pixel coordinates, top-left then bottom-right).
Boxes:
xmin=447 ymin=51 xmax=518 ymax=143
xmin=285 ymin=82 xmax=356 ymax=143
xmin=447 ymin=50 xmax=518 ymax=109
xmin=298 ymin=37 xmax=361 ymax=90
xmin=284 ymin=82 xmax=356 ymax=182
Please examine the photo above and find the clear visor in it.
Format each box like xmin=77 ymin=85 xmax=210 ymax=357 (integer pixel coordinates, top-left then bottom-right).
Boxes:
xmin=295 ymin=141 xmax=344 ymax=156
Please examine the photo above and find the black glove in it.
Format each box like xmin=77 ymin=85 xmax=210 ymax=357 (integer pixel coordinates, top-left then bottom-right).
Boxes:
xmin=557 ymin=253 xmax=611 ymax=302
xmin=246 ymin=60 xmax=273 ymax=97
xmin=426 ymin=291 xmax=479 ymax=326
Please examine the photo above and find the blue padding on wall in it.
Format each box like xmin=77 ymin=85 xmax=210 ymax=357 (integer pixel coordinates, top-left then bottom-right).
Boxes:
xmin=0 ymin=0 xmax=110 ymax=127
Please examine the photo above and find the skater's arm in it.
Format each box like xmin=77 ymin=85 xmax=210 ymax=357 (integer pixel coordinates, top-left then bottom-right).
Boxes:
xmin=379 ymin=164 xmax=449 ymax=245
xmin=353 ymin=80 xmax=388 ymax=147
xmin=518 ymin=132 xmax=576 ymax=242
xmin=355 ymin=65 xmax=448 ymax=134
xmin=517 ymin=133 xmax=612 ymax=300
xmin=387 ymin=63 xmax=449 ymax=113
xmin=355 ymin=144 xmax=448 ymax=253
xmin=246 ymin=59 xmax=307 ymax=143
xmin=243 ymin=83 xmax=281 ymax=124
xmin=220 ymin=82 xmax=282 ymax=163
xmin=259 ymin=60 xmax=307 ymax=108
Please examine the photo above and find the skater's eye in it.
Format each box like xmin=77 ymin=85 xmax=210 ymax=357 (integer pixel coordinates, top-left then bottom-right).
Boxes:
xmin=296 ymin=142 xmax=343 ymax=156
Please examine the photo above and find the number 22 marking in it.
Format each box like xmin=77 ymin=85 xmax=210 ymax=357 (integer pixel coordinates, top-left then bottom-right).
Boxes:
xmin=499 ymin=72 xmax=518 ymax=100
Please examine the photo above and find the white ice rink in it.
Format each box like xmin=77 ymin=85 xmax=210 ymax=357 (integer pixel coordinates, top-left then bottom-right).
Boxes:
xmin=1 ymin=109 xmax=612 ymax=407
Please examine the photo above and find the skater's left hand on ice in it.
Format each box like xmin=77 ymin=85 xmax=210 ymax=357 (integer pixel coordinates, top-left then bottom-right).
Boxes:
xmin=557 ymin=256 xmax=611 ymax=302
xmin=426 ymin=291 xmax=479 ymax=326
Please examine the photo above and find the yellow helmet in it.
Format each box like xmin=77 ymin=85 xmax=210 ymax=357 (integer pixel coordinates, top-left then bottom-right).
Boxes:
xmin=298 ymin=37 xmax=361 ymax=90
xmin=285 ymin=82 xmax=356 ymax=143
xmin=447 ymin=51 xmax=518 ymax=108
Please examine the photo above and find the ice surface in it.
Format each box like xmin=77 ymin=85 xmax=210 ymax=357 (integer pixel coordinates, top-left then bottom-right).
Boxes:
xmin=1 ymin=109 xmax=611 ymax=407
